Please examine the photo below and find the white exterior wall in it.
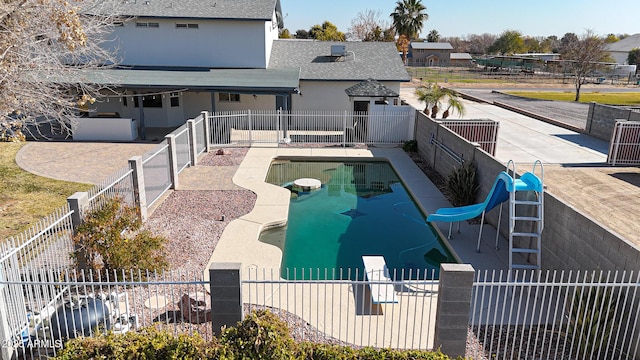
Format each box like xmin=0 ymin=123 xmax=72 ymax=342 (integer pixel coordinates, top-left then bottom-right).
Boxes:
xmin=214 ymin=93 xmax=276 ymax=111
xmin=264 ymin=10 xmax=279 ymax=65
xmin=110 ymin=18 xmax=270 ymax=68
xmin=183 ymin=92 xmax=212 ymax=117
xmin=292 ymin=81 xmax=403 ymax=111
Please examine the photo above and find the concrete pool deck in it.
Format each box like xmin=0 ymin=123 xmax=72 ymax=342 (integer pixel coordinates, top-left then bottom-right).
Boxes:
xmin=204 ymin=144 xmax=515 ymax=349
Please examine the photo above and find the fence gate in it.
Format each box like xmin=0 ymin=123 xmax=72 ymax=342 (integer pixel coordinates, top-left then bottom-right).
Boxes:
xmin=608 ymin=120 xmax=640 ymax=166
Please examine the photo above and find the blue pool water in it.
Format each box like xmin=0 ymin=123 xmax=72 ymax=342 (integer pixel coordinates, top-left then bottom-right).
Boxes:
xmin=260 ymin=159 xmax=457 ymax=280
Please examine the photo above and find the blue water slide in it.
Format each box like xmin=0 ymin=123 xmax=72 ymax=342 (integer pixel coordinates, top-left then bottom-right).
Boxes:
xmin=427 ymin=171 xmax=542 ymax=223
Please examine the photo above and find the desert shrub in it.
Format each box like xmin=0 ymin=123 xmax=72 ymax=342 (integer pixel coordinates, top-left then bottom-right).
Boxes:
xmin=403 ymin=140 xmax=418 ymax=152
xmin=220 ymin=310 xmax=296 ymax=360
xmin=72 ymin=196 xmax=168 ymax=276
xmin=446 ymin=162 xmax=479 ymax=207
xmin=56 ymin=310 xmax=453 ymax=360
xmin=53 ymin=327 xmax=216 ymax=360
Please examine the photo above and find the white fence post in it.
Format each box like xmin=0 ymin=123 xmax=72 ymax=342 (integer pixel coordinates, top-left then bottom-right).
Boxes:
xmin=201 ymin=111 xmax=210 ymax=152
xmin=0 ymin=286 xmax=14 ymax=360
xmin=165 ymin=134 xmax=180 ymax=189
xmin=247 ymin=110 xmax=253 ymax=144
xmin=187 ymin=119 xmax=198 ymax=166
xmin=343 ymin=111 xmax=347 ymax=147
xmin=128 ymin=156 xmax=148 ymax=221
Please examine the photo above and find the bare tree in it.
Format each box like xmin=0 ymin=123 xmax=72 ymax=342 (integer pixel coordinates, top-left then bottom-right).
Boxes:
xmin=1 ymin=0 xmax=121 ymax=140
xmin=347 ymin=9 xmax=393 ymax=42
xmin=560 ymin=30 xmax=608 ymax=101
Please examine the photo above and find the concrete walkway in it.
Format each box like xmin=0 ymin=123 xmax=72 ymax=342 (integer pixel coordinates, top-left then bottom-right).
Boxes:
xmin=16 ymin=142 xmax=159 ymax=184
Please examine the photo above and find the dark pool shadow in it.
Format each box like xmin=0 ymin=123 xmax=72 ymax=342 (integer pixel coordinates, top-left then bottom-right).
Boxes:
xmin=351 ymin=283 xmax=383 ymax=315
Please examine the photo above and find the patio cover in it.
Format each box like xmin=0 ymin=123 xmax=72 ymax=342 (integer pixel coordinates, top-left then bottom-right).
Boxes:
xmin=59 ymin=68 xmax=301 ymax=95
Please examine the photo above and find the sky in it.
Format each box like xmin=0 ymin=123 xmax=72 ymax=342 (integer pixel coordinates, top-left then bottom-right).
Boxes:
xmin=279 ymin=0 xmax=640 ymax=39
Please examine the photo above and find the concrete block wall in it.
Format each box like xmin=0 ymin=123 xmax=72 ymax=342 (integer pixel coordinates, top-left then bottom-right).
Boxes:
xmin=415 ymin=112 xmax=636 ymax=271
xmin=586 ymin=102 xmax=638 ymax=141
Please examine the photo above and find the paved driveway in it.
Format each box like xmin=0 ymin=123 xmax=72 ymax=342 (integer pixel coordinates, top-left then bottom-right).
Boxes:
xmin=16 ymin=142 xmax=159 ymax=184
xmin=400 ymin=85 xmax=640 ymax=244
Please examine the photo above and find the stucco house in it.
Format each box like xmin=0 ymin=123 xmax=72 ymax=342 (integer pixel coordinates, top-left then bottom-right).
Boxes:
xmin=606 ymin=33 xmax=640 ymax=65
xmin=407 ymin=42 xmax=453 ymax=67
xmin=81 ymin=0 xmax=410 ymax=138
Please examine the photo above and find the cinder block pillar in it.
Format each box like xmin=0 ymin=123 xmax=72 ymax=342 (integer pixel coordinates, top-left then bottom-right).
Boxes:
xmin=165 ymin=134 xmax=179 ymax=189
xmin=67 ymin=191 xmax=89 ymax=231
xmin=67 ymin=191 xmax=90 ymax=270
xmin=187 ymin=119 xmax=198 ymax=166
xmin=209 ymin=262 xmax=243 ymax=336
xmin=128 ymin=156 xmax=148 ymax=221
xmin=201 ymin=111 xmax=211 ymax=152
xmin=434 ymin=263 xmax=475 ymax=358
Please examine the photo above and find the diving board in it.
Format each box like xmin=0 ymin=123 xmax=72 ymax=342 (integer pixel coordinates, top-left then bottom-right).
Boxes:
xmin=362 ymin=256 xmax=398 ymax=304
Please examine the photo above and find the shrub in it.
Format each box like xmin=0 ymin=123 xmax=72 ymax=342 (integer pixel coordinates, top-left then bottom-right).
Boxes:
xmin=446 ymin=162 xmax=479 ymax=207
xmin=56 ymin=310 xmax=453 ymax=360
xmin=220 ymin=310 xmax=296 ymax=360
xmin=53 ymin=327 xmax=216 ymax=360
xmin=72 ymin=196 xmax=168 ymax=276
xmin=403 ymin=140 xmax=418 ymax=153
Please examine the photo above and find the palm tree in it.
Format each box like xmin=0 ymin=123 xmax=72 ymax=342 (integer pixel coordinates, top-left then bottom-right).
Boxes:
xmin=390 ymin=0 xmax=428 ymax=64
xmin=415 ymin=83 xmax=465 ymax=119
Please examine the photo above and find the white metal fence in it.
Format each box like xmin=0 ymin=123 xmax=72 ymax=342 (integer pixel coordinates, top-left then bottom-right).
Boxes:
xmin=468 ymin=270 xmax=640 ymax=359
xmin=608 ymin=120 xmax=640 ymax=166
xmin=439 ymin=119 xmax=500 ymax=156
xmin=1 ymin=269 xmax=210 ymax=359
xmin=208 ymin=109 xmax=416 ymax=147
xmin=243 ymin=267 xmax=438 ymax=350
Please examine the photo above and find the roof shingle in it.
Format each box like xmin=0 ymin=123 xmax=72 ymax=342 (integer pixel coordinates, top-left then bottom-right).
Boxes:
xmin=269 ymin=40 xmax=410 ymax=82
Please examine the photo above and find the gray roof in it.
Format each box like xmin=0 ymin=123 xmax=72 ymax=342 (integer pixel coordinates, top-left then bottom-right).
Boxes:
xmin=88 ymin=0 xmax=279 ymax=20
xmin=269 ymin=40 xmax=410 ymax=82
xmin=344 ymin=79 xmax=399 ymax=97
xmin=450 ymin=53 xmax=473 ymax=60
xmin=606 ymin=33 xmax=640 ymax=52
xmin=410 ymin=42 xmax=453 ymax=50
xmin=65 ymin=68 xmax=300 ymax=93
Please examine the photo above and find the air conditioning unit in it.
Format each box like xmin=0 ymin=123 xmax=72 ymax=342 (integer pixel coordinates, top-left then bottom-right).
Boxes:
xmin=331 ymin=45 xmax=347 ymax=57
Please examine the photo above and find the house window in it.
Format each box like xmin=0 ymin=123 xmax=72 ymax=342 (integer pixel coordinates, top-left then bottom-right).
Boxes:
xmin=133 ymin=95 xmax=163 ymax=108
xmin=170 ymin=92 xmax=180 ymax=107
xmin=219 ymin=93 xmax=240 ymax=102
xmin=136 ymin=22 xmax=159 ymax=28
xmin=176 ymin=23 xmax=199 ymax=29
xmin=122 ymin=96 xmax=128 ymax=106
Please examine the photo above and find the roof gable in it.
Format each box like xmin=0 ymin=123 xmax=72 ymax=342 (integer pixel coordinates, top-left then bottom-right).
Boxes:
xmin=90 ymin=0 xmax=278 ymax=20
xmin=269 ymin=40 xmax=410 ymax=82
xmin=345 ymin=79 xmax=399 ymax=97
xmin=606 ymin=33 xmax=640 ymax=52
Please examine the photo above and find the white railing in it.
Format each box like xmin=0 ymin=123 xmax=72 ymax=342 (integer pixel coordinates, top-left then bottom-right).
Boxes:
xmin=243 ymin=267 xmax=438 ymax=350
xmin=608 ymin=120 xmax=640 ymax=166
xmin=1 ymin=269 xmax=210 ymax=359
xmin=87 ymin=166 xmax=135 ymax=212
xmin=468 ymin=269 xmax=640 ymax=360
xmin=208 ymin=109 xmax=415 ymax=147
xmin=439 ymin=119 xmax=500 ymax=156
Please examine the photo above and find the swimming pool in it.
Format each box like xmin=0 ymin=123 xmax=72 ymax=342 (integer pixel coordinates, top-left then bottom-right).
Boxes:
xmin=260 ymin=159 xmax=457 ymax=280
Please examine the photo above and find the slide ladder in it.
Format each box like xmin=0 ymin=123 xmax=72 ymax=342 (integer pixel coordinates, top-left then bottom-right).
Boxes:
xmin=504 ymin=160 xmax=544 ymax=270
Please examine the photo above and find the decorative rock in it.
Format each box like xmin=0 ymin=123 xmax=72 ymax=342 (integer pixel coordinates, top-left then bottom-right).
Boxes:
xmin=178 ymin=292 xmax=212 ymax=324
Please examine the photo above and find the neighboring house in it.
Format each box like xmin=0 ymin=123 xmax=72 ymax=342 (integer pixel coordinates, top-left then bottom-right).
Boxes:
xmin=80 ymin=0 xmax=410 ymax=138
xmin=449 ymin=53 xmax=473 ymax=67
xmin=606 ymin=33 xmax=640 ymax=64
xmin=408 ymin=42 xmax=453 ymax=67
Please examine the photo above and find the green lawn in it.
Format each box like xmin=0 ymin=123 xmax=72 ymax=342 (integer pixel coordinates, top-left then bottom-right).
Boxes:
xmin=502 ymin=91 xmax=640 ymax=106
xmin=0 ymin=142 xmax=92 ymax=239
